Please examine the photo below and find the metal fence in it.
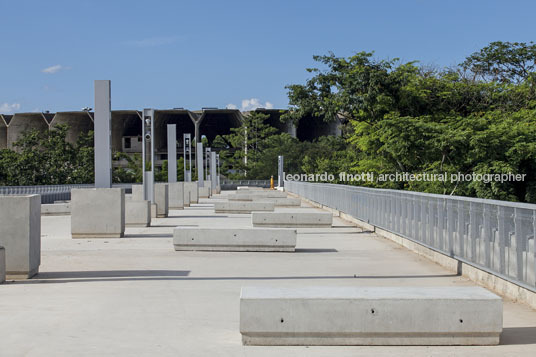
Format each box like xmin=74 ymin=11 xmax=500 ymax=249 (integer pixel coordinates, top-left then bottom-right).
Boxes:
xmin=0 ymin=183 xmax=133 ymax=203
xmin=285 ymin=180 xmax=536 ymax=292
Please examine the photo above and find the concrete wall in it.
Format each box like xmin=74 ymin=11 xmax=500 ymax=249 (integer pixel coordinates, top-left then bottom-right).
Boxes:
xmin=49 ymin=112 xmax=94 ymax=144
xmin=0 ymin=115 xmax=7 ymax=149
xmin=197 ymin=109 xmax=242 ymax=144
xmin=111 ymin=111 xmax=142 ymax=152
xmin=7 ymin=113 xmax=49 ymax=150
xmin=154 ymin=110 xmax=196 ymax=154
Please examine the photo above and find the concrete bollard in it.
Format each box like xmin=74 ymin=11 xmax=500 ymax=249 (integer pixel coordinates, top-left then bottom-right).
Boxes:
xmin=214 ymin=201 xmax=275 ymax=214
xmin=252 ymin=212 xmax=332 ymax=228
xmin=125 ymin=200 xmax=151 ymax=227
xmin=168 ymin=182 xmax=184 ymax=209
xmin=154 ymin=183 xmax=169 ymax=218
xmin=131 ymin=184 xmax=143 ymax=200
xmin=0 ymin=195 xmax=41 ymax=278
xmin=198 ymin=186 xmax=210 ymax=198
xmin=71 ymin=188 xmax=125 ymax=238
xmin=184 ymin=191 xmax=190 ymax=207
xmin=183 ymin=182 xmax=198 ymax=204
xmin=173 ymin=227 xmax=296 ymax=252
xmin=41 ymin=202 xmax=71 ymax=216
xmin=0 ymin=246 xmax=5 ymax=283
xmin=240 ymin=286 xmax=503 ymax=346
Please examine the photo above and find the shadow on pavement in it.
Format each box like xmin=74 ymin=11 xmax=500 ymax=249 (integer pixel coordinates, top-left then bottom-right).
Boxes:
xmin=501 ymin=327 xmax=536 ymax=345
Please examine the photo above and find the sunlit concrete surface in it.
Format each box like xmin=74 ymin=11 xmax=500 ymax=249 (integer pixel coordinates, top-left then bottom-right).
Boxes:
xmin=0 ymin=191 xmax=535 ymax=356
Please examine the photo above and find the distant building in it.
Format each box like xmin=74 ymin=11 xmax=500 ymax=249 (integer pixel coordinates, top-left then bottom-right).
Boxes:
xmin=0 ymin=108 xmax=343 ymax=166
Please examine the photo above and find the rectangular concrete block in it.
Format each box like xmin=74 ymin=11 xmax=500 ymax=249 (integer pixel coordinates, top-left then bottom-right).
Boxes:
xmin=173 ymin=227 xmax=296 ymax=252
xmin=214 ymin=201 xmax=275 ymax=214
xmin=71 ymin=188 xmax=125 ymax=238
xmin=184 ymin=191 xmax=190 ymax=207
xmin=154 ymin=183 xmax=169 ymax=217
xmin=230 ymin=191 xmax=287 ymax=199
xmin=41 ymin=202 xmax=70 ymax=216
xmin=151 ymin=203 xmax=157 ymax=218
xmin=125 ymin=200 xmax=151 ymax=227
xmin=0 ymin=195 xmax=41 ymax=278
xmin=199 ymin=186 xmax=210 ymax=198
xmin=131 ymin=184 xmax=143 ymax=200
xmin=252 ymin=212 xmax=332 ymax=228
xmin=259 ymin=198 xmax=301 ymax=207
xmin=203 ymin=181 xmax=212 ymax=195
xmin=184 ymin=182 xmax=198 ymax=204
xmin=0 ymin=246 xmax=5 ymax=284
xmin=240 ymin=286 xmax=502 ymax=346
xmin=168 ymin=182 xmax=184 ymax=209
xmin=237 ymin=186 xmax=264 ymax=191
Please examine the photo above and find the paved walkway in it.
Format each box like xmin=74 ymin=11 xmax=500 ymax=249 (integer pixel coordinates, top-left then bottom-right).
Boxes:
xmin=1 ymin=191 xmax=535 ymax=356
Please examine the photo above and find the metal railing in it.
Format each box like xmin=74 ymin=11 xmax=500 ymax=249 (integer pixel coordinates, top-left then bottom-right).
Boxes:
xmin=285 ymin=180 xmax=536 ymax=292
xmin=0 ymin=183 xmax=133 ymax=203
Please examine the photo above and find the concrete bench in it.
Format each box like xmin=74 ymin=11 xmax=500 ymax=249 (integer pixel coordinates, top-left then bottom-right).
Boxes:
xmin=237 ymin=186 xmax=264 ymax=191
xmin=230 ymin=191 xmax=287 ymax=199
xmin=240 ymin=286 xmax=502 ymax=346
xmin=41 ymin=202 xmax=71 ymax=216
xmin=259 ymin=198 xmax=301 ymax=207
xmin=125 ymin=200 xmax=151 ymax=227
xmin=0 ymin=246 xmax=5 ymax=284
xmin=0 ymin=195 xmax=41 ymax=278
xmin=214 ymin=201 xmax=275 ymax=214
xmin=173 ymin=227 xmax=296 ymax=252
xmin=252 ymin=212 xmax=332 ymax=228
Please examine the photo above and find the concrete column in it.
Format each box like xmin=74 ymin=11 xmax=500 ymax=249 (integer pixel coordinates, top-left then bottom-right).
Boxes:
xmin=197 ymin=142 xmax=204 ymax=187
xmin=278 ymin=155 xmax=284 ymax=188
xmin=183 ymin=134 xmax=192 ymax=182
xmin=210 ymin=151 xmax=217 ymax=191
xmin=142 ymin=109 xmax=155 ymax=203
xmin=206 ymin=147 xmax=211 ymax=181
xmin=167 ymin=124 xmax=177 ymax=183
xmin=94 ymin=80 xmax=112 ymax=188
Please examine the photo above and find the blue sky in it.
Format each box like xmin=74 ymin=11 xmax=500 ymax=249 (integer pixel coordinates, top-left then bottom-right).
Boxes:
xmin=1 ymin=0 xmax=534 ymax=114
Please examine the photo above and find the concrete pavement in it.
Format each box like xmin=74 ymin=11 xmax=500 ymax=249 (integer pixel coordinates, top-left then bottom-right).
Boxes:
xmin=0 ymin=191 xmax=535 ymax=356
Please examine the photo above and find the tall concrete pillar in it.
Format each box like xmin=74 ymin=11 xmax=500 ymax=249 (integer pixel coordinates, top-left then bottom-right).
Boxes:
xmin=278 ymin=155 xmax=284 ymax=188
xmin=210 ymin=151 xmax=217 ymax=191
xmin=94 ymin=80 xmax=112 ymax=188
xmin=183 ymin=133 xmax=192 ymax=181
xmin=142 ymin=109 xmax=155 ymax=203
xmin=197 ymin=142 xmax=204 ymax=187
xmin=167 ymin=124 xmax=177 ymax=183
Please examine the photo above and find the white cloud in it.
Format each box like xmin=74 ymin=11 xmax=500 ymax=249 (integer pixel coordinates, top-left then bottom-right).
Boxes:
xmin=227 ymin=98 xmax=274 ymax=111
xmin=42 ymin=64 xmax=67 ymax=74
xmin=124 ymin=36 xmax=182 ymax=47
xmin=0 ymin=102 xmax=21 ymax=114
